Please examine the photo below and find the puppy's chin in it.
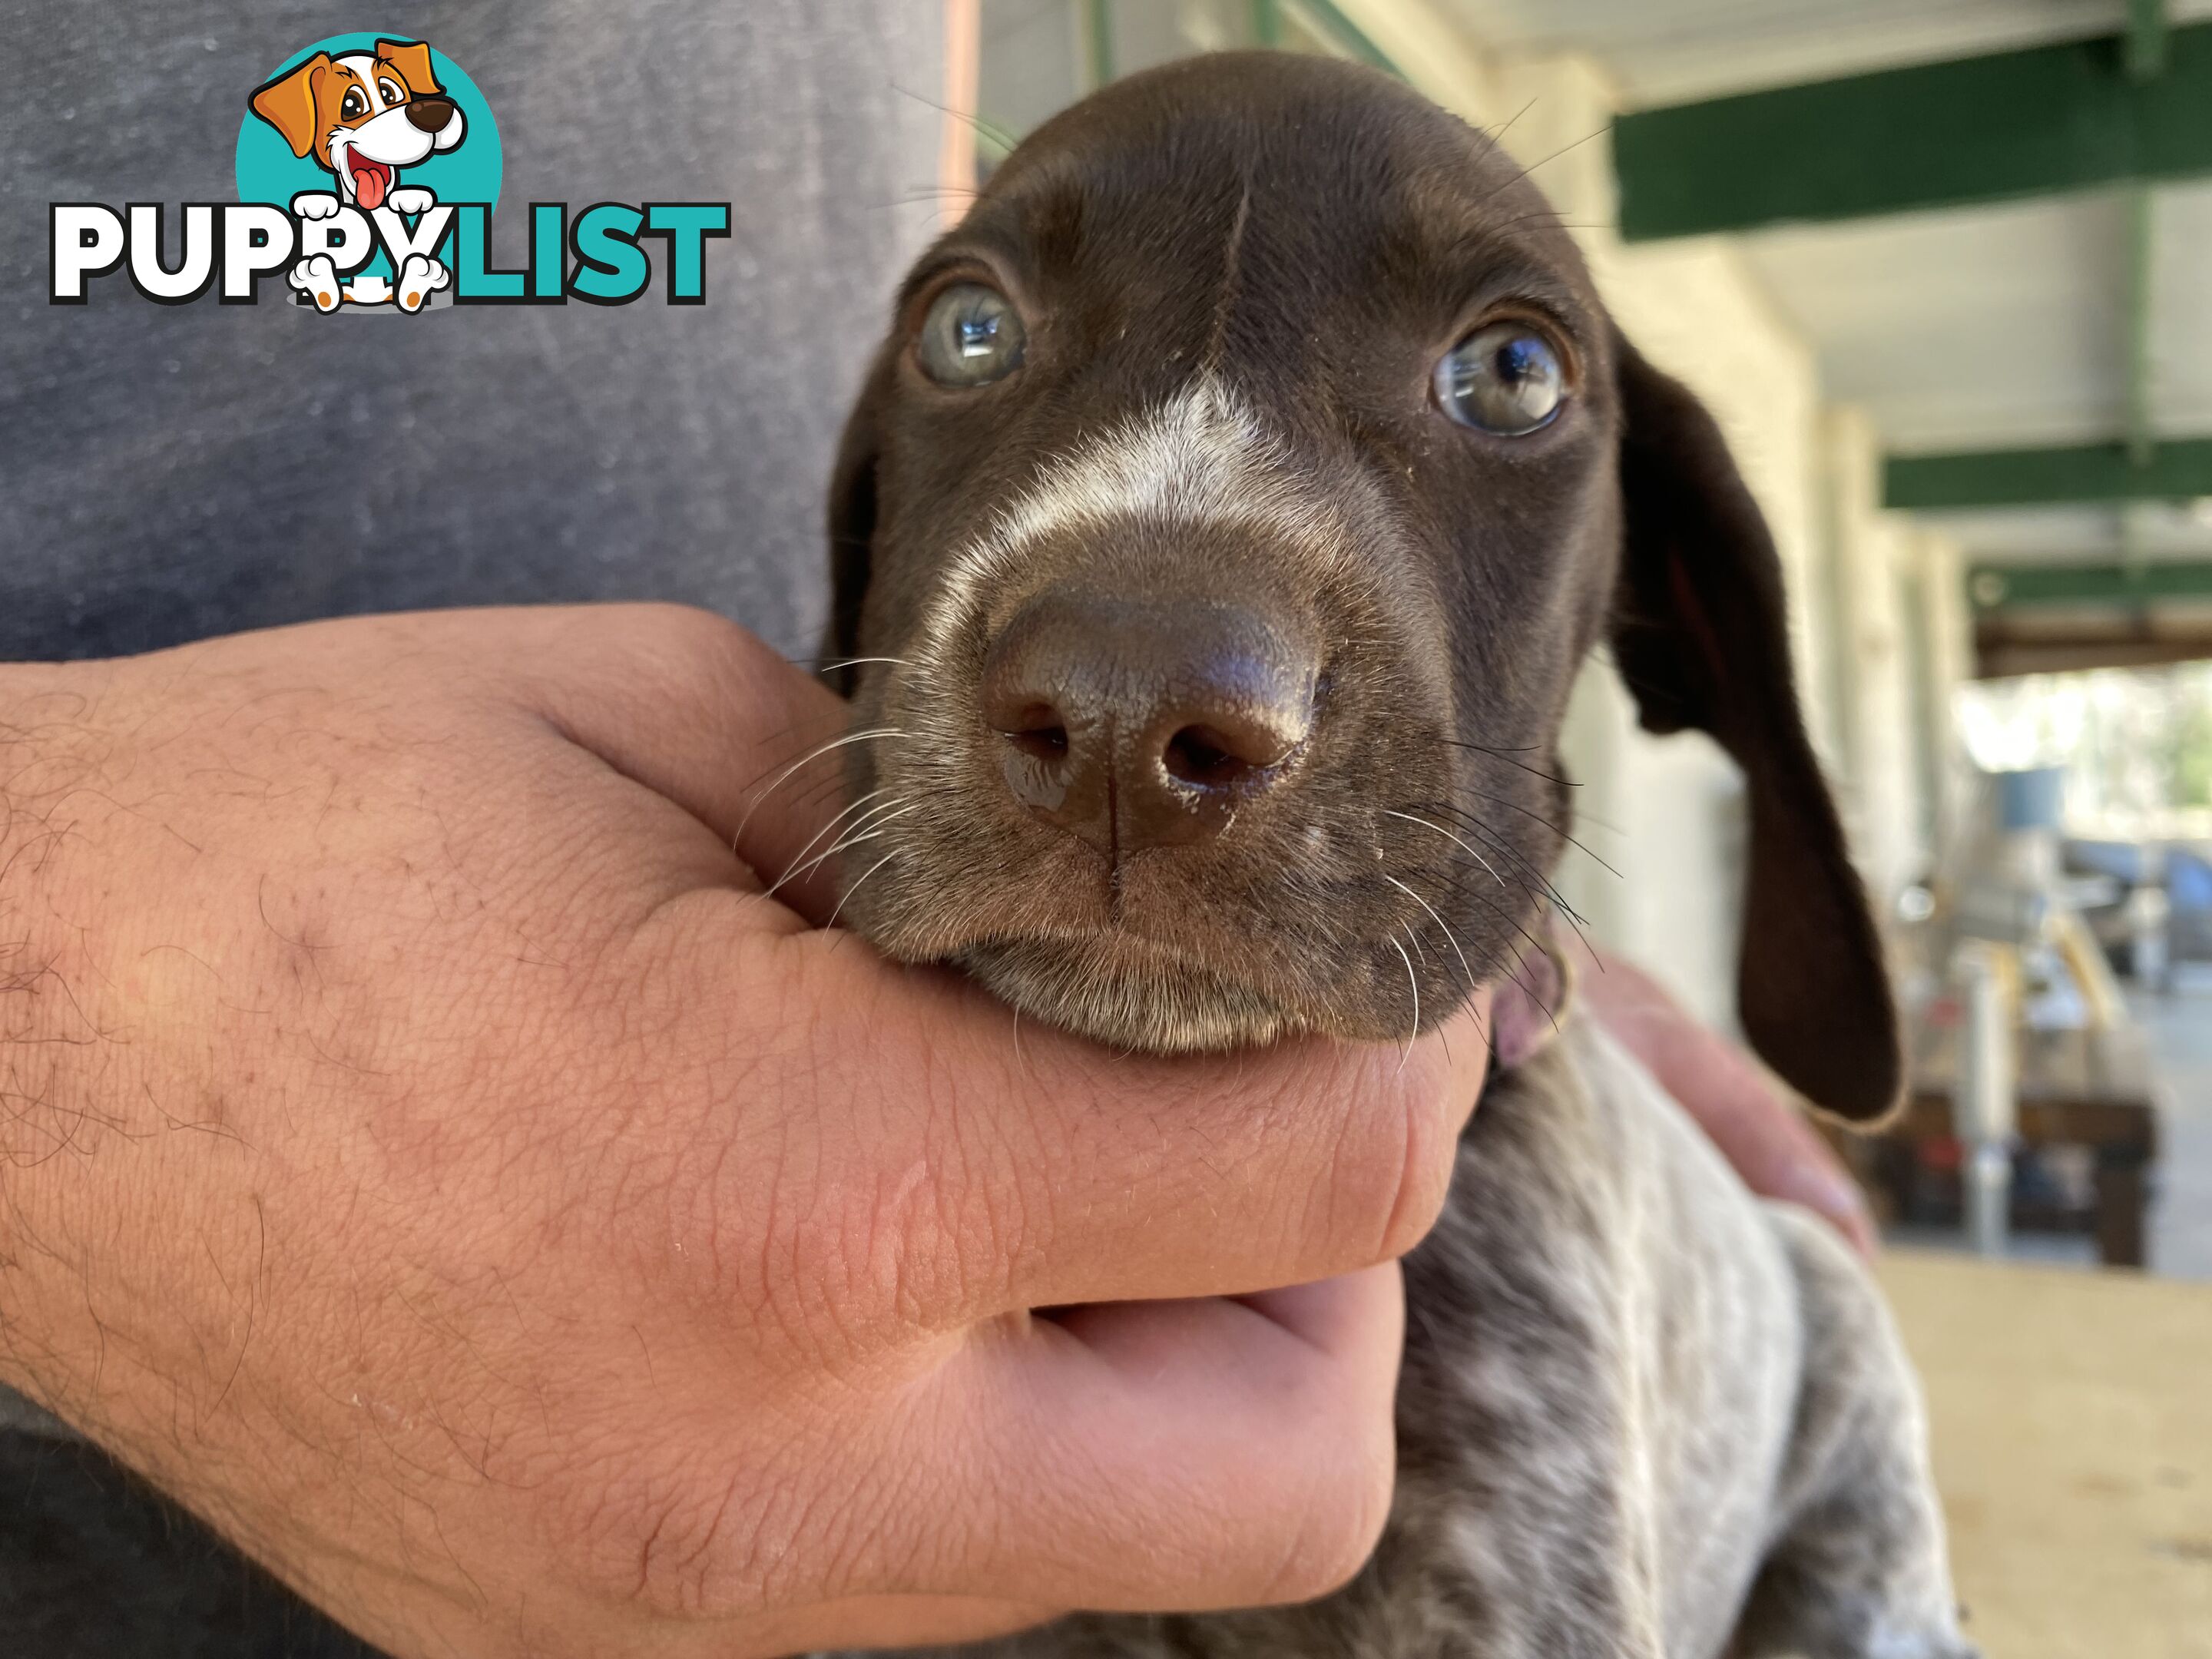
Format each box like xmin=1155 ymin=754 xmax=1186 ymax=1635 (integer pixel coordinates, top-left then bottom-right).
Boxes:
xmin=954 ymin=935 xmax=1323 ymax=1055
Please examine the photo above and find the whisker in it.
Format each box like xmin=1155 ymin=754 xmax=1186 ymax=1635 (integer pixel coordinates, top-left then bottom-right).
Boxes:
xmin=1384 ymin=874 xmax=1475 ymax=995
xmin=1385 ymin=809 xmax=1508 ymax=892
xmin=1388 ymin=932 xmax=1419 ymax=1071
xmin=763 ymin=784 xmax=893 ymax=889
xmin=1396 ymin=901 xmax=1429 ymax=965
xmin=826 ymin=849 xmax=903 ymax=932
xmin=1475 ymin=125 xmax=1609 ymax=207
xmin=1423 ymin=868 xmax=1563 ymax=1002
xmin=1378 ymin=817 xmax=1566 ymax=968
xmin=799 ymin=654 xmax=913 ymax=676
xmin=1443 ymin=739 xmax=1578 ymax=787
xmin=763 ymin=798 xmax=924 ymax=902
xmin=1412 ymin=802 xmax=1591 ymax=929
xmin=887 ymin=81 xmax=1020 ymax=154
xmin=1482 ymin=95 xmax=1541 ymax=154
xmin=1435 ymin=789 xmax=1622 ymax=879
xmin=734 ymin=726 xmax=907 ymax=842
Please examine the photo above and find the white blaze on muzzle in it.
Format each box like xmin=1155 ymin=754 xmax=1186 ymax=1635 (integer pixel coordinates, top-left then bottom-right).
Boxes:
xmin=914 ymin=374 xmax=1350 ymax=676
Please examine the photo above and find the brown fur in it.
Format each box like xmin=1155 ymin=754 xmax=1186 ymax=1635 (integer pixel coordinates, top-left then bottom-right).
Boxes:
xmin=816 ymin=51 xmax=1969 ymax=1658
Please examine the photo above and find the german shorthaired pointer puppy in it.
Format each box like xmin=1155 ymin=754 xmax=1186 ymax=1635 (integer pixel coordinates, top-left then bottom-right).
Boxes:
xmin=816 ymin=50 xmax=1975 ymax=1659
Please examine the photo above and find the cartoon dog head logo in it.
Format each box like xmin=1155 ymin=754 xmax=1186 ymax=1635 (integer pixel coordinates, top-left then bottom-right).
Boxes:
xmin=240 ymin=35 xmax=495 ymax=313
xmin=250 ymin=39 xmax=465 ymax=213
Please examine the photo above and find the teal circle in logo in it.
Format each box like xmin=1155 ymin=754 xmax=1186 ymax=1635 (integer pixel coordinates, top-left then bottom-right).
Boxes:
xmin=234 ymin=32 xmax=502 ymax=228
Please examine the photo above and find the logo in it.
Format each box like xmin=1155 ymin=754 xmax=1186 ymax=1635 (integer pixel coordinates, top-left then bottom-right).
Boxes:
xmin=51 ymin=34 xmax=730 ymax=313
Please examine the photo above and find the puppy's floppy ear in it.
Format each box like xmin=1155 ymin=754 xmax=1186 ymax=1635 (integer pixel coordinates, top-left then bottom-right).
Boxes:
xmin=375 ymin=38 xmax=442 ymax=98
xmin=823 ymin=345 xmax=896 ymax=699
xmin=1608 ymin=332 xmax=1901 ymax=1123
xmin=249 ymin=53 xmax=330 ymax=159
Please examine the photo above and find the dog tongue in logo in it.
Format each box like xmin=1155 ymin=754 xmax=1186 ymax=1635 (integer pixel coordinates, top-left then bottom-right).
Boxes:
xmin=350 ymin=155 xmax=391 ymax=210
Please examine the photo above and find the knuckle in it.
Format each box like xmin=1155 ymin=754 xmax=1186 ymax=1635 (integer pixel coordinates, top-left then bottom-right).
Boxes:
xmin=594 ymin=602 xmax=789 ymax=747
xmin=639 ymin=1104 xmax=968 ymax=1355
xmin=1311 ymin=1054 xmax=1459 ymax=1269
xmin=634 ymin=600 xmax=750 ymax=661
xmin=624 ymin=602 xmax=763 ymax=697
xmin=1256 ymin=1419 xmax=1395 ymax=1604
xmin=1373 ymin=1060 xmax=1459 ymax=1261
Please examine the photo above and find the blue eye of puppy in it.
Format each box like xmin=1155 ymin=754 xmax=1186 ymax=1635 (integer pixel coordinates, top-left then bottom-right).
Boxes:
xmin=1433 ymin=321 xmax=1567 ymax=435
xmin=916 ymin=283 xmax=1026 ymax=386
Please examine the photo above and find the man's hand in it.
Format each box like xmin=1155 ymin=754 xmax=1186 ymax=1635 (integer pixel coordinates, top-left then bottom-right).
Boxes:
xmin=0 ymin=608 xmax=1489 ymax=1659
xmin=1577 ymin=949 xmax=1880 ymax=1257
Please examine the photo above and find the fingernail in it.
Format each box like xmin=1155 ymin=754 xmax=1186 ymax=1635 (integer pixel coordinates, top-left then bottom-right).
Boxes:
xmin=1785 ymin=1167 xmax=1879 ymax=1257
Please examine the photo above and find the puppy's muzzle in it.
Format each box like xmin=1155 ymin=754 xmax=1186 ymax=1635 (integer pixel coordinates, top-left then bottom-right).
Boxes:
xmin=980 ymin=587 xmax=1320 ymax=853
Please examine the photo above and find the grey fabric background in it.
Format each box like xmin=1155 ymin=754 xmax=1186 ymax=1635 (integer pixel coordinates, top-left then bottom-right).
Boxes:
xmin=1 ymin=0 xmax=945 ymax=663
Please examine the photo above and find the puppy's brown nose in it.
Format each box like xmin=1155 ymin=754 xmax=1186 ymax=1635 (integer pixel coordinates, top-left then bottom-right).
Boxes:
xmin=406 ymin=96 xmax=455 ymax=132
xmin=981 ymin=589 xmax=1318 ymax=853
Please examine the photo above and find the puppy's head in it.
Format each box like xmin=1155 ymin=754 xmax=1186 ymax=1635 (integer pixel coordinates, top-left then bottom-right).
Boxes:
xmin=825 ymin=53 xmax=1898 ymax=1121
xmin=249 ymin=38 xmax=465 ymax=210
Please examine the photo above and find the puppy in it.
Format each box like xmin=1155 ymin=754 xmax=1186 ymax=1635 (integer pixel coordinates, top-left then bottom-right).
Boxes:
xmin=248 ymin=38 xmax=464 ymax=312
xmin=818 ymin=52 xmax=1975 ymax=1658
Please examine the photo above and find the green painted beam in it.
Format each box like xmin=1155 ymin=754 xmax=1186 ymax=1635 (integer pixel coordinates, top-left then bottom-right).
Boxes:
xmin=2124 ymin=2 xmax=2165 ymax=518
xmin=1280 ymin=0 xmax=1399 ymax=75
xmin=1970 ymin=561 xmax=2212 ymax=608
xmin=1084 ymin=0 xmax=1115 ymax=90
xmin=2125 ymin=184 xmax=2157 ymax=471
xmin=1885 ymin=438 xmax=2212 ymax=510
xmin=2128 ymin=0 xmax=2171 ymax=81
xmin=1614 ymin=22 xmax=2212 ymax=240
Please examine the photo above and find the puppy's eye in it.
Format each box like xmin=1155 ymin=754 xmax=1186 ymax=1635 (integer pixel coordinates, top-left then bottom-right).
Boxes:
xmin=1433 ymin=322 xmax=1567 ymax=435
xmin=916 ymin=283 xmax=1026 ymax=387
xmin=340 ymin=88 xmax=366 ymax=119
xmin=379 ymin=78 xmax=406 ymax=104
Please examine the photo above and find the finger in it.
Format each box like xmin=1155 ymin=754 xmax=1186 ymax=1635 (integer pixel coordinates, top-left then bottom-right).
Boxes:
xmin=927 ymin=1264 xmax=1406 ymax=1612
xmin=1581 ymin=950 xmax=1876 ymax=1257
xmin=1715 ymin=1103 xmax=1879 ymax=1259
xmin=690 ymin=927 xmax=1492 ymax=1316
xmin=1662 ymin=1041 xmax=1878 ymax=1257
xmin=1658 ymin=1037 xmax=1878 ymax=1258
xmin=741 ymin=1593 xmax=1058 ymax=1656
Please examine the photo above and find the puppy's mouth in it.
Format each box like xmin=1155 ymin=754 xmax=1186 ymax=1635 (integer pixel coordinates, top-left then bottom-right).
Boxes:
xmin=346 ymin=153 xmax=392 ymax=210
xmin=845 ymin=637 xmax=1486 ymax=1052
xmin=955 ymin=928 xmax=1310 ymax=1052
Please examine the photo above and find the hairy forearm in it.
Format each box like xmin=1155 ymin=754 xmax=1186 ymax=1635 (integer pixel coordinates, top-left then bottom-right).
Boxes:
xmin=0 ymin=659 xmax=127 ymax=1422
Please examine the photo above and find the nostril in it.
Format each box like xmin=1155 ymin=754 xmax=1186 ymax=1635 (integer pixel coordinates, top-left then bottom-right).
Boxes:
xmin=1164 ymin=724 xmax=1256 ymax=787
xmin=979 ymin=588 xmax=1320 ymax=850
xmin=1006 ymin=724 xmax=1069 ymax=763
xmin=998 ymin=702 xmax=1071 ymax=763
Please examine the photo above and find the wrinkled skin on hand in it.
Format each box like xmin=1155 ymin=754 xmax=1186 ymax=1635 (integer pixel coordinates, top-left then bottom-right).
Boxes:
xmin=0 ymin=607 xmax=1492 ymax=1659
